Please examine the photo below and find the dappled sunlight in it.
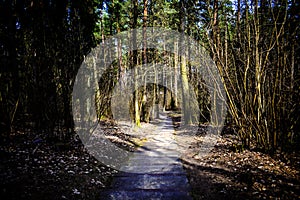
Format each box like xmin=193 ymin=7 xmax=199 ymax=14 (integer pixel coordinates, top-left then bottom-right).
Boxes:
xmin=101 ymin=112 xmax=192 ymax=199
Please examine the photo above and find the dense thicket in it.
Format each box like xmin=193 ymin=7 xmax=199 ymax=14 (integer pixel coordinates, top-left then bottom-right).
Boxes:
xmin=0 ymin=0 xmax=97 ymax=141
xmin=1 ymin=0 xmax=299 ymax=153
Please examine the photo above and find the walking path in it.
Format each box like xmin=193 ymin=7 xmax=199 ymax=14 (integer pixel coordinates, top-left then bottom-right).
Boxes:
xmin=101 ymin=113 xmax=193 ymax=200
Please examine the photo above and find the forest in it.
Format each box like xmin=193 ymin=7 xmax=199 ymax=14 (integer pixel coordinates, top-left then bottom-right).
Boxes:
xmin=0 ymin=0 xmax=299 ymax=199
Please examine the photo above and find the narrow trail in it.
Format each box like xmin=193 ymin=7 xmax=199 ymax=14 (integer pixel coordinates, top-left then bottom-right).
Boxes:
xmin=101 ymin=113 xmax=193 ymax=200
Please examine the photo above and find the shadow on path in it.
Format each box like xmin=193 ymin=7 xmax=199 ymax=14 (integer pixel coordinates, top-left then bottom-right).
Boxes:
xmin=100 ymin=113 xmax=193 ymax=200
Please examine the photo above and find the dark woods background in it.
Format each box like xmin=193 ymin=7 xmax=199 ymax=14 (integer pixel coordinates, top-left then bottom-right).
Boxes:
xmin=0 ymin=0 xmax=96 ymax=141
xmin=0 ymin=0 xmax=300 ymax=153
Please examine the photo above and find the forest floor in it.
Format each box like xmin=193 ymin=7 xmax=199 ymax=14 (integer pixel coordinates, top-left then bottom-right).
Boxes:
xmin=171 ymin=112 xmax=300 ymax=200
xmin=1 ymin=114 xmax=299 ymax=200
xmin=182 ymin=135 xmax=300 ymax=199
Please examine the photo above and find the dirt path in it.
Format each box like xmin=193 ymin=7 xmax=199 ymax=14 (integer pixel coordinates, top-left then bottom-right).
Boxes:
xmin=101 ymin=113 xmax=192 ymax=200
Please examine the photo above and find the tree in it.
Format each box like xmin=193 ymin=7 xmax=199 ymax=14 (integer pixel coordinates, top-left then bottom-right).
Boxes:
xmin=0 ymin=0 xmax=97 ymax=142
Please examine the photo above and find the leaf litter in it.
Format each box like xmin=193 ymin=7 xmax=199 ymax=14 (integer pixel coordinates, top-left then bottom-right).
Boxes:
xmin=0 ymin=120 xmax=139 ymax=200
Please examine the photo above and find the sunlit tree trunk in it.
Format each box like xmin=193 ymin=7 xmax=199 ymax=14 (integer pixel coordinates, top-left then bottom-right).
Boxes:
xmin=179 ymin=0 xmax=191 ymax=125
xmin=132 ymin=0 xmax=140 ymax=126
xmin=173 ymin=40 xmax=179 ymax=109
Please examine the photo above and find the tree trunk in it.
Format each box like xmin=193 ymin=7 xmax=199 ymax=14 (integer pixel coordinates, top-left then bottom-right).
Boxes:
xmin=132 ymin=0 xmax=140 ymax=126
xmin=179 ymin=0 xmax=191 ymax=125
